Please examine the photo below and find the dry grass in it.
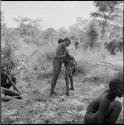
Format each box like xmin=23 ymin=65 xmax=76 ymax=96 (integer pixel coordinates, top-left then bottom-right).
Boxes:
xmin=1 ymin=37 xmax=123 ymax=124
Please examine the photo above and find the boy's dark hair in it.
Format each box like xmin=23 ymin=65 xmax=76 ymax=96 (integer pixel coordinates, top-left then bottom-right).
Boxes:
xmin=64 ymin=38 xmax=71 ymax=42
xmin=58 ymin=38 xmax=64 ymax=44
xmin=109 ymin=78 xmax=122 ymax=90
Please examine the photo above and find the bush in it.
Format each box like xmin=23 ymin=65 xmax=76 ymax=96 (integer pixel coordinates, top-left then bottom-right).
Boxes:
xmin=1 ymin=46 xmax=17 ymax=74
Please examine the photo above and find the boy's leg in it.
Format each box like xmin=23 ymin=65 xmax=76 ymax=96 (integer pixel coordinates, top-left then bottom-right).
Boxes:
xmin=50 ymin=60 xmax=62 ymax=96
xmin=69 ymin=74 xmax=74 ymax=90
xmin=105 ymin=100 xmax=122 ymax=124
xmin=65 ymin=65 xmax=70 ymax=96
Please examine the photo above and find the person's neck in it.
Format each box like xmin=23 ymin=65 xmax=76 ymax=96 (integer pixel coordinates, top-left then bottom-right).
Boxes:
xmin=106 ymin=90 xmax=116 ymax=102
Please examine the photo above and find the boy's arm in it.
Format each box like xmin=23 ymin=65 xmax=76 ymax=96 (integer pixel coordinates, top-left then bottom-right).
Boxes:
xmin=97 ymin=98 xmax=109 ymax=123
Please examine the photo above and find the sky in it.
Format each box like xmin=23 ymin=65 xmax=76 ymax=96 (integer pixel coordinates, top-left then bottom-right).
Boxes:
xmin=1 ymin=1 xmax=96 ymax=30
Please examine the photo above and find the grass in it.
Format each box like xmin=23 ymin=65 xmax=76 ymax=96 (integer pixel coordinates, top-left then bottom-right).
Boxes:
xmin=2 ymin=37 xmax=123 ymax=124
xmin=1 ymin=12 xmax=123 ymax=123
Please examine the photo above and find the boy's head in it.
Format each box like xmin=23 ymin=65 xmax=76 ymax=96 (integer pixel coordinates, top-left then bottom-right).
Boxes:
xmin=58 ymin=38 xmax=64 ymax=44
xmin=64 ymin=38 xmax=71 ymax=47
xmin=109 ymin=78 xmax=123 ymax=97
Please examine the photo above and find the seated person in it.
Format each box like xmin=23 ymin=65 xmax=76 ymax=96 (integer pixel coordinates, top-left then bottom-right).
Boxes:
xmin=1 ymin=66 xmax=16 ymax=89
xmin=1 ymin=67 xmax=19 ymax=92
xmin=84 ymin=76 xmax=124 ymax=124
xmin=1 ymin=66 xmax=22 ymax=102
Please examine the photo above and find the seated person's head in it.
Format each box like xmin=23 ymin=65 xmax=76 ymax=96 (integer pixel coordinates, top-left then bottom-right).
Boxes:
xmin=58 ymin=38 xmax=64 ymax=44
xmin=64 ymin=38 xmax=71 ymax=47
xmin=109 ymin=78 xmax=123 ymax=97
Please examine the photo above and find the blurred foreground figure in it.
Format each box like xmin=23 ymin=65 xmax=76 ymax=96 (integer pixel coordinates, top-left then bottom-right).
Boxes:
xmin=1 ymin=70 xmax=16 ymax=90
xmin=1 ymin=66 xmax=17 ymax=90
xmin=84 ymin=70 xmax=123 ymax=124
xmin=1 ymin=66 xmax=22 ymax=102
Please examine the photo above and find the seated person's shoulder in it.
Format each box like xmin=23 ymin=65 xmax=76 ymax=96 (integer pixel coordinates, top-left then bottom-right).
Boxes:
xmin=98 ymin=92 xmax=110 ymax=106
xmin=92 ymin=93 xmax=108 ymax=104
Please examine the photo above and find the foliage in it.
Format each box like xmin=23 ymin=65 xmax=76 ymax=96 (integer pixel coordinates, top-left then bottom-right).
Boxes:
xmin=1 ymin=6 xmax=123 ymax=78
xmin=14 ymin=17 xmax=44 ymax=46
xmin=43 ymin=28 xmax=58 ymax=44
xmin=59 ymin=27 xmax=69 ymax=38
xmin=85 ymin=22 xmax=98 ymax=49
xmin=91 ymin=1 xmax=122 ymax=20
xmin=1 ymin=14 xmax=19 ymax=74
xmin=14 ymin=17 xmax=42 ymax=35
xmin=1 ymin=46 xmax=18 ymax=75
xmin=91 ymin=1 xmax=122 ymax=38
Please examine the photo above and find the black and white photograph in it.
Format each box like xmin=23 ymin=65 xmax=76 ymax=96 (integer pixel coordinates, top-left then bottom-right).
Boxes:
xmin=1 ymin=1 xmax=123 ymax=124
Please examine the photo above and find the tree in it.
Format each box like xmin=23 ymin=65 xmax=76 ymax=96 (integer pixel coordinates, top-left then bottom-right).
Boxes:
xmin=14 ymin=16 xmax=44 ymax=46
xmin=59 ymin=27 xmax=69 ymax=38
xmin=43 ymin=28 xmax=58 ymax=43
xmin=14 ymin=16 xmax=31 ymax=35
xmin=91 ymin=1 xmax=122 ymax=39
xmin=14 ymin=16 xmax=42 ymax=36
